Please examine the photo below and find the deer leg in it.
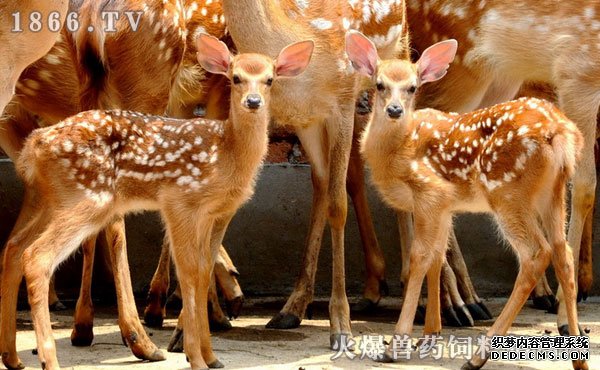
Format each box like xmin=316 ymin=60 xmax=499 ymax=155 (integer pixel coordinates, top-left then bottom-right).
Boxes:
xmin=325 ymin=109 xmax=354 ymax=350
xmin=267 ymin=124 xmax=329 ymax=330
xmin=208 ymin=277 xmax=231 ymax=332
xmin=541 ymin=175 xmax=587 ymax=370
xmin=22 ymin=205 xmax=104 ymax=370
xmin=0 ymin=189 xmax=49 ymax=370
xmin=348 ymin=111 xmax=387 ymax=314
xmin=464 ymin=210 xmax=553 ymax=369
xmin=445 ymin=231 xmax=492 ymax=321
xmin=70 ymin=235 xmax=97 ymax=347
xmin=214 ymin=245 xmax=244 ymax=320
xmin=143 ymin=234 xmax=171 ymax=328
xmin=531 ymin=274 xmax=556 ymax=311
xmin=167 ymin=213 xmax=234 ymax=362
xmin=558 ymin=86 xmax=599 ymax=325
xmin=104 ymin=218 xmax=164 ymax=362
xmin=397 ymin=211 xmax=426 ymax=323
xmin=384 ymin=212 xmax=452 ymax=361
xmin=577 ymin=206 xmax=593 ymax=302
xmin=440 ymin=259 xmax=474 ymax=327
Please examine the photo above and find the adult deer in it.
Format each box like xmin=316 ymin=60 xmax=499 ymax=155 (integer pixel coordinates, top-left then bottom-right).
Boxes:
xmin=0 ymin=0 xmax=68 ymax=115
xmin=405 ymin=0 xmax=599 ymax=310
xmin=7 ymin=33 xmax=313 ymax=370
xmin=221 ymin=0 xmax=411 ymax=344
xmin=346 ymin=30 xmax=587 ymax=370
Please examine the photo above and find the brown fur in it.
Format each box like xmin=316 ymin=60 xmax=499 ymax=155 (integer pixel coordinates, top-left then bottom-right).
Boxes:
xmin=356 ymin=37 xmax=586 ymax=369
xmin=407 ymin=0 xmax=600 ymax=311
xmin=0 ymin=1 xmax=237 ymax=367
xmin=7 ymin=41 xmax=303 ymax=369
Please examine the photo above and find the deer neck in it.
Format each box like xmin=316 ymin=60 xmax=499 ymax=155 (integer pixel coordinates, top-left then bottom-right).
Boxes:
xmin=220 ymin=107 xmax=270 ymax=179
xmin=362 ymin=112 xmax=416 ymax=172
xmin=222 ymin=0 xmax=304 ymax=55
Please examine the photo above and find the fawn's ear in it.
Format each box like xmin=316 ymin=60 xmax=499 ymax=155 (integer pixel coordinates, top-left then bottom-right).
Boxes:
xmin=196 ymin=33 xmax=232 ymax=75
xmin=417 ymin=39 xmax=458 ymax=84
xmin=345 ymin=30 xmax=378 ymax=77
xmin=275 ymin=40 xmax=314 ymax=77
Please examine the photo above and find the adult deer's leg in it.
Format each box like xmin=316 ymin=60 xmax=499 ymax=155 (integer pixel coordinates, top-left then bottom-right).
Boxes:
xmin=577 ymin=211 xmax=593 ymax=301
xmin=70 ymin=235 xmax=97 ymax=346
xmin=558 ymin=82 xmax=600 ymax=316
xmin=440 ymin=258 xmax=474 ymax=327
xmin=104 ymin=218 xmax=164 ymax=361
xmin=445 ymin=232 xmax=493 ymax=320
xmin=348 ymin=109 xmax=387 ymax=313
xmin=266 ymin=124 xmax=330 ymax=329
xmin=542 ymin=172 xmax=587 ymax=370
xmin=214 ymin=245 xmax=244 ymax=319
xmin=144 ymin=234 xmax=171 ymax=328
xmin=326 ymin=107 xmax=355 ymax=348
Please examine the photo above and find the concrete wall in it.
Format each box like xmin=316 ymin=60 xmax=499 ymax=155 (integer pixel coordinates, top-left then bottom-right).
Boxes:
xmin=1 ymin=158 xmax=599 ymax=299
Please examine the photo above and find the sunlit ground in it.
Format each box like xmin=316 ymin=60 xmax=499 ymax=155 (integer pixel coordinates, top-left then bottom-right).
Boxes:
xmin=9 ymin=297 xmax=600 ymax=369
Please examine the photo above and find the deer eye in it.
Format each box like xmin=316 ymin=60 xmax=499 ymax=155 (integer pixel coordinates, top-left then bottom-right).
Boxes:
xmin=232 ymin=75 xmax=241 ymax=84
xmin=266 ymin=77 xmax=273 ymax=86
xmin=407 ymin=85 xmax=417 ymax=94
xmin=376 ymin=82 xmax=385 ymax=91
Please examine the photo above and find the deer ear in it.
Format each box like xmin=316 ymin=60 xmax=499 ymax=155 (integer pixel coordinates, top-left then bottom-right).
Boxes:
xmin=417 ymin=39 xmax=458 ymax=84
xmin=275 ymin=40 xmax=314 ymax=77
xmin=345 ymin=30 xmax=378 ymax=77
xmin=196 ymin=33 xmax=232 ymax=75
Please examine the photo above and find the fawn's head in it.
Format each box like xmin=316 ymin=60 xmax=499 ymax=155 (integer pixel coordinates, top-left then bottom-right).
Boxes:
xmin=345 ymin=31 xmax=457 ymax=122
xmin=196 ymin=34 xmax=314 ymax=113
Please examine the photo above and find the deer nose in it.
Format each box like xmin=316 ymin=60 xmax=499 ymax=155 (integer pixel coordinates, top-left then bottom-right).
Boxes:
xmin=245 ymin=94 xmax=263 ymax=110
xmin=386 ymin=104 xmax=404 ymax=119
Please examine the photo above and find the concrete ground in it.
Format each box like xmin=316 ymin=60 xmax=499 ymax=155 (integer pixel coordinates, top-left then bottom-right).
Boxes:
xmin=8 ymin=297 xmax=600 ymax=370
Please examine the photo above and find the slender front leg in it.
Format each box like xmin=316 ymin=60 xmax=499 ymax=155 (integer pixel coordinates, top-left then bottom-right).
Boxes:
xmin=167 ymin=214 xmax=234 ymax=364
xmin=105 ymin=218 xmax=164 ymax=362
xmin=267 ymin=124 xmax=329 ymax=330
xmin=71 ymin=235 xmax=98 ymax=346
xmin=325 ymin=108 xmax=354 ymax=349
xmin=144 ymin=234 xmax=172 ymax=328
xmin=347 ymin=111 xmax=387 ymax=313
xmin=384 ymin=211 xmax=451 ymax=361
xmin=397 ymin=211 xmax=426 ymax=322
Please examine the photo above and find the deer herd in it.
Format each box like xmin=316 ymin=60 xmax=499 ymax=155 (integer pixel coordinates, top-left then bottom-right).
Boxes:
xmin=0 ymin=0 xmax=594 ymax=370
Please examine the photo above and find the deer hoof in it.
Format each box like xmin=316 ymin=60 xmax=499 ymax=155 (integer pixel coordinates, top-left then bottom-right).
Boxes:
xmin=208 ymin=359 xmax=224 ymax=368
xmin=265 ymin=312 xmax=301 ymax=329
xmin=226 ymin=296 xmax=244 ymax=319
xmin=351 ymin=298 xmax=378 ymax=314
xmin=466 ymin=303 xmax=492 ymax=320
xmin=167 ymin=328 xmax=184 ymax=353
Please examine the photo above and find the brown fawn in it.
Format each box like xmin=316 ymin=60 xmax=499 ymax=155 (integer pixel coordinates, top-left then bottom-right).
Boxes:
xmin=4 ymin=34 xmax=313 ymax=370
xmin=1 ymin=0 xmax=241 ymax=359
xmin=346 ymin=31 xmax=586 ymax=370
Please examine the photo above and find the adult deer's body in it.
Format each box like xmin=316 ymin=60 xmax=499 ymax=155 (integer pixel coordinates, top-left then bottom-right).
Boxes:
xmin=406 ymin=0 xmax=600 ymax=307
xmin=8 ymin=34 xmax=313 ymax=370
xmin=346 ymin=31 xmax=586 ymax=370
xmin=0 ymin=0 xmax=239 ymax=366
xmin=0 ymin=0 xmax=68 ymax=115
xmin=221 ymin=0 xmax=410 ymax=341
